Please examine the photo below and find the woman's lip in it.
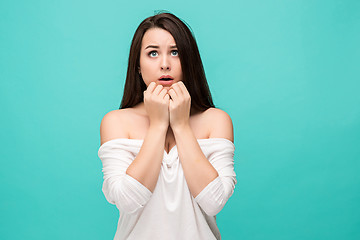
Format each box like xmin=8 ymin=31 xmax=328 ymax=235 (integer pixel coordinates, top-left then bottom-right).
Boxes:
xmin=158 ymin=80 xmax=174 ymax=85
xmin=159 ymin=75 xmax=173 ymax=79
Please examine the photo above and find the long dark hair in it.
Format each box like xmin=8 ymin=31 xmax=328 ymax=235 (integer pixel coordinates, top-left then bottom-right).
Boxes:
xmin=119 ymin=12 xmax=215 ymax=112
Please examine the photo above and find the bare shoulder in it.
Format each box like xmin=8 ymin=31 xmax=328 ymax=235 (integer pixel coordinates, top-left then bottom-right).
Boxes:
xmin=203 ymin=107 xmax=234 ymax=142
xmin=100 ymin=109 xmax=132 ymax=145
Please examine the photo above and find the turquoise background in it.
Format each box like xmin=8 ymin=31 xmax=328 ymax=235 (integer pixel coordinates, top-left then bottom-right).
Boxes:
xmin=1 ymin=0 xmax=359 ymax=239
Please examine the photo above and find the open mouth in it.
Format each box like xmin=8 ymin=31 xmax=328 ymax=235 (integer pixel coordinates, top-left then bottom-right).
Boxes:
xmin=158 ymin=79 xmax=174 ymax=85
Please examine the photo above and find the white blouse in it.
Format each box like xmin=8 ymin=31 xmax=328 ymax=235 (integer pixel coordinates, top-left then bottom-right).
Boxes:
xmin=98 ymin=138 xmax=237 ymax=240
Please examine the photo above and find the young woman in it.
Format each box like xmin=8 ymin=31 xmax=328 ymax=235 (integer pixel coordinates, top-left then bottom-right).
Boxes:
xmin=98 ymin=12 xmax=237 ymax=240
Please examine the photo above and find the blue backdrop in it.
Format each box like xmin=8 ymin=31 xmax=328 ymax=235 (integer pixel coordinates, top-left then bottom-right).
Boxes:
xmin=1 ymin=0 xmax=359 ymax=239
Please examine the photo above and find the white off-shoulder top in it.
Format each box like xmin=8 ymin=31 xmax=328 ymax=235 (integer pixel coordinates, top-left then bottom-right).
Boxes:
xmin=98 ymin=138 xmax=237 ymax=240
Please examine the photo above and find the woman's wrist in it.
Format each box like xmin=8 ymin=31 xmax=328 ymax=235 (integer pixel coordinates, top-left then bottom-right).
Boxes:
xmin=149 ymin=122 xmax=169 ymax=133
xmin=171 ymin=121 xmax=191 ymax=134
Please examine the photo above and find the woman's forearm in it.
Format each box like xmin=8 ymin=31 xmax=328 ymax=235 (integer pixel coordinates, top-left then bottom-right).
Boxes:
xmin=172 ymin=124 xmax=219 ymax=198
xmin=126 ymin=124 xmax=168 ymax=193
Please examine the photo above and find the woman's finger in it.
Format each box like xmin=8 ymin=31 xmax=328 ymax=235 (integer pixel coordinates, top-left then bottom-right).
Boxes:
xmin=159 ymin=88 xmax=168 ymax=99
xmin=146 ymin=81 xmax=157 ymax=94
xmin=153 ymin=84 xmax=164 ymax=95
xmin=171 ymin=83 xmax=184 ymax=96
xmin=168 ymin=88 xmax=178 ymax=101
xmin=178 ymin=81 xmax=190 ymax=97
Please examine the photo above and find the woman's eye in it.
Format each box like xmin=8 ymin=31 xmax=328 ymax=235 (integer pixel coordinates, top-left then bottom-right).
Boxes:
xmin=149 ymin=51 xmax=158 ymax=57
xmin=148 ymin=50 xmax=178 ymax=57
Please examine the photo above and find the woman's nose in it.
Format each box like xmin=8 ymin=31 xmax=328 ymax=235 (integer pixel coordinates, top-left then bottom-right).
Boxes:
xmin=160 ymin=56 xmax=170 ymax=70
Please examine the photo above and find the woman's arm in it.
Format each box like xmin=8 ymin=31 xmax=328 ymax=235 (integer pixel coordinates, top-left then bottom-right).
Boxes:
xmin=100 ymin=82 xmax=170 ymax=194
xmin=125 ymin=124 xmax=167 ymax=192
xmin=172 ymin=108 xmax=236 ymax=216
xmin=101 ymin=117 xmax=167 ymax=194
xmin=172 ymin=108 xmax=234 ymax=198
xmin=99 ymin=109 xmax=167 ymax=214
xmin=168 ymin=82 xmax=234 ymax=201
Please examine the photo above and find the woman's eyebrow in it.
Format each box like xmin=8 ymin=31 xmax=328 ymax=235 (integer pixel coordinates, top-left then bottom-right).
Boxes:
xmin=145 ymin=45 xmax=177 ymax=49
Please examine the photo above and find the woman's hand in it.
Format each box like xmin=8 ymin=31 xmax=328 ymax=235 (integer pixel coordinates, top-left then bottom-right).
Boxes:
xmin=144 ymin=82 xmax=170 ymax=129
xmin=168 ymin=81 xmax=191 ymax=130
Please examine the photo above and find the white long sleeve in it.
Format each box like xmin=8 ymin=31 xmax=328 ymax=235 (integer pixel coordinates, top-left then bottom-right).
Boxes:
xmin=98 ymin=138 xmax=237 ymax=240
xmin=98 ymin=140 xmax=152 ymax=214
xmin=194 ymin=139 xmax=237 ymax=216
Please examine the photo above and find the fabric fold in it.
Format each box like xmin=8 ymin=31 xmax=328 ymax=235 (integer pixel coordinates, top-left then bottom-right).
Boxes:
xmin=195 ymin=139 xmax=237 ymax=216
xmin=98 ymin=140 xmax=152 ymax=214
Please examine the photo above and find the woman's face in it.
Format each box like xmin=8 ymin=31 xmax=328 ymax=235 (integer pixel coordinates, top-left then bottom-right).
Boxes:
xmin=139 ymin=28 xmax=183 ymax=90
